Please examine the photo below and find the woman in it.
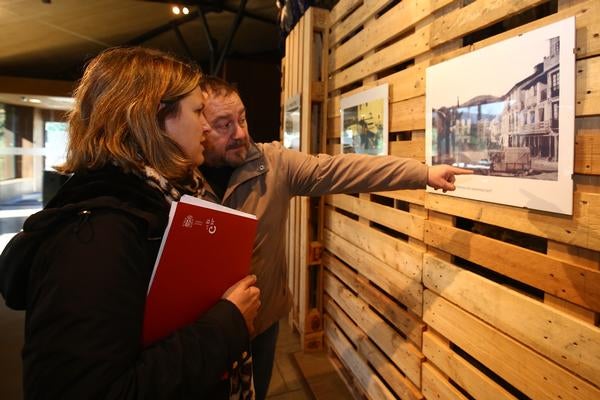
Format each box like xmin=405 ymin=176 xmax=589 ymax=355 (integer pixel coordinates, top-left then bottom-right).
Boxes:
xmin=0 ymin=47 xmax=259 ymax=399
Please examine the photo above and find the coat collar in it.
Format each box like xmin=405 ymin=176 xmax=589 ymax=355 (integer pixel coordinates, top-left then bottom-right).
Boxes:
xmin=201 ymin=141 xmax=269 ymax=203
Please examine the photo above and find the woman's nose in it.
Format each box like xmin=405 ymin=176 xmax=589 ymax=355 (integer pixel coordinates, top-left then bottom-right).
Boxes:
xmin=200 ymin=116 xmax=210 ymax=138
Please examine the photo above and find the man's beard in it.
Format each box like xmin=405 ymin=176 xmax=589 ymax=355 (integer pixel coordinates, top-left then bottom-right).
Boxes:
xmin=223 ymin=139 xmax=249 ymax=167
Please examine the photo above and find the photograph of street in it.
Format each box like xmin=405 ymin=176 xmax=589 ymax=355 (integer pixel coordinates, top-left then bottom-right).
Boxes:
xmin=425 ymin=17 xmax=575 ymax=214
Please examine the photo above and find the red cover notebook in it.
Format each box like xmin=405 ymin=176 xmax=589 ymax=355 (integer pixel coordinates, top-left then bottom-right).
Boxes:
xmin=142 ymin=195 xmax=257 ymax=347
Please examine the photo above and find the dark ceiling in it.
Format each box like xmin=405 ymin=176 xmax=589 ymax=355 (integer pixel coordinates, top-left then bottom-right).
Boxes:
xmin=0 ymin=0 xmax=282 ymax=81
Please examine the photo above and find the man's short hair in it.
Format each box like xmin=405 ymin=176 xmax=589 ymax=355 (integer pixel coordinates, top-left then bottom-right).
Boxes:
xmin=200 ymin=75 xmax=239 ymax=97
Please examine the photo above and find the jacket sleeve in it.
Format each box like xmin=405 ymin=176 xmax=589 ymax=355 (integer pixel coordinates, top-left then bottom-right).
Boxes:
xmin=24 ymin=211 xmax=248 ymax=400
xmin=271 ymin=142 xmax=429 ymax=196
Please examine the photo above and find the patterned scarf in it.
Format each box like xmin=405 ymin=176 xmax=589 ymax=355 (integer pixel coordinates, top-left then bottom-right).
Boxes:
xmin=141 ymin=165 xmax=205 ymax=203
xmin=141 ymin=165 xmax=256 ymax=400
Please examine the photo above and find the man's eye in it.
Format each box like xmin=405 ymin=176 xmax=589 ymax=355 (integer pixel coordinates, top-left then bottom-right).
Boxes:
xmin=215 ymin=121 xmax=232 ymax=133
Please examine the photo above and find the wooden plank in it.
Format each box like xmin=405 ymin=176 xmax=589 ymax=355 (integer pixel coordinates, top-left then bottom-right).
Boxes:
xmin=311 ymin=81 xmax=325 ymax=102
xmin=574 ymin=116 xmax=600 ymax=175
xmin=390 ymin=132 xmax=425 ymax=161
xmin=319 ymin=27 xmax=330 ymax=155
xmin=423 ymin=290 xmax=600 ymax=400
xmin=324 ymin=316 xmax=396 ymax=400
xmin=390 ymin=96 xmax=425 ymax=132
xmin=331 ymin=0 xmax=420 ymax=72
xmin=324 ymin=347 xmax=364 ymax=400
xmin=289 ymin=22 xmax=297 ymax=95
xmin=421 ymin=362 xmax=468 ymax=400
xmin=577 ymin=56 xmax=600 ymax=116
xmin=328 ymin=95 xmax=340 ymax=119
xmin=324 ymin=228 xmax=423 ymax=315
xmin=544 ymin=294 xmax=598 ymax=325
xmin=328 ymin=0 xmax=394 ymax=51
xmin=312 ymin=7 xmax=329 ymax=31
xmin=429 ymin=0 xmax=548 ymax=48
xmin=387 ymin=62 xmax=427 ymax=101
xmin=325 ymin=260 xmax=425 ymax=387
xmin=423 ymin=254 xmax=600 ymax=387
xmin=329 ymin=24 xmax=431 ymax=91
xmin=325 ymin=300 xmax=424 ymax=399
xmin=329 ymin=0 xmax=454 ymax=50
xmin=572 ymin=0 xmax=600 ymax=57
xmin=327 ymin=61 xmax=426 ymax=120
xmin=357 ymin=193 xmax=370 ymax=226
xmin=547 ymin=240 xmax=600 ymax=269
xmin=575 ymin=174 xmax=600 ymax=193
xmin=324 ymin=252 xmax=425 ymax=347
xmin=427 ymin=0 xmax=599 ymax=65
xmin=423 ymin=331 xmax=518 ymax=400
xmin=326 ymin=193 xmax=425 ymax=240
xmin=326 ymin=115 xmax=340 ymax=142
xmin=424 ymin=220 xmax=600 ymax=312
xmin=546 ymin=240 xmax=599 ymax=323
xmin=326 ymin=143 xmax=340 ymax=155
xmin=371 ymin=188 xmax=425 ymax=206
xmin=328 ymin=0 xmax=362 ymax=29
xmin=325 ymin=206 xmax=423 ymax=280
xmin=425 ymin=190 xmax=600 ymax=252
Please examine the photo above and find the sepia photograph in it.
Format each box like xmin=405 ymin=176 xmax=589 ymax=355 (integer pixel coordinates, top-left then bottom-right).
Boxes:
xmin=425 ymin=17 xmax=575 ymax=215
xmin=340 ymin=84 xmax=389 ymax=156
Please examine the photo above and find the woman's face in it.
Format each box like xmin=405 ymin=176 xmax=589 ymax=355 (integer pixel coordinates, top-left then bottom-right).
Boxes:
xmin=164 ymin=87 xmax=210 ymax=167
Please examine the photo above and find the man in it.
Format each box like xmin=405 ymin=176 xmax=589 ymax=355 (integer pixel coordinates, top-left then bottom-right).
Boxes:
xmin=198 ymin=76 xmax=471 ymax=400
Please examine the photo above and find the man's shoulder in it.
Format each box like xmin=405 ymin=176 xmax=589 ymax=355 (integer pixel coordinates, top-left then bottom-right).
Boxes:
xmin=252 ymin=141 xmax=287 ymax=163
xmin=255 ymin=140 xmax=284 ymax=153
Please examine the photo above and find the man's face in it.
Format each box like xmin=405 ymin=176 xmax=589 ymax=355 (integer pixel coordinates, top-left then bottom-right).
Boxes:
xmin=201 ymin=91 xmax=250 ymax=167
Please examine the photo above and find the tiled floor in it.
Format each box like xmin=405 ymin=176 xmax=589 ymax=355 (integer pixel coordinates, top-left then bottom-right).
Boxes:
xmin=266 ymin=321 xmax=314 ymax=399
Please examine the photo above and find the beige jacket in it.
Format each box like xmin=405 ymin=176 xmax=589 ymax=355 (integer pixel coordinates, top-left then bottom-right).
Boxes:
xmin=200 ymin=141 xmax=428 ymax=335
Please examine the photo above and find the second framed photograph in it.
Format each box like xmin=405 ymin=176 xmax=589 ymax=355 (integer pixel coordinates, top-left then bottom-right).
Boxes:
xmin=340 ymin=84 xmax=389 ymax=155
xmin=283 ymin=94 xmax=301 ymax=151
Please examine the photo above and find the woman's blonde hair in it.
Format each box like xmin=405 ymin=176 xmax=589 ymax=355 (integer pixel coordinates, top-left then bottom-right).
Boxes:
xmin=57 ymin=46 xmax=202 ymax=181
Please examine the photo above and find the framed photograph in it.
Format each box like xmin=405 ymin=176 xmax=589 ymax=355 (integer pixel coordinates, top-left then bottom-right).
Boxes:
xmin=425 ymin=17 xmax=575 ymax=215
xmin=283 ymin=94 xmax=301 ymax=151
xmin=340 ymin=84 xmax=389 ymax=155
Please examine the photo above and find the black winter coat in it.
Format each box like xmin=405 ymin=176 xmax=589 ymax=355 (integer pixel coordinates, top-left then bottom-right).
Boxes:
xmin=0 ymin=166 xmax=249 ymax=399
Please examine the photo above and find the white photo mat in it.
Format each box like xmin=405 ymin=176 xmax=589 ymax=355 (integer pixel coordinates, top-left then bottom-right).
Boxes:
xmin=425 ymin=17 xmax=575 ymax=215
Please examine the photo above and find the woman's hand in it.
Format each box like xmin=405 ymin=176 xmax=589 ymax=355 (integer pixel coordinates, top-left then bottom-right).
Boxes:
xmin=222 ymin=275 xmax=261 ymax=335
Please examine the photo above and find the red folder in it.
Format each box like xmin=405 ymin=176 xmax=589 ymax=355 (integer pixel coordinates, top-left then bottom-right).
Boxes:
xmin=142 ymin=195 xmax=257 ymax=347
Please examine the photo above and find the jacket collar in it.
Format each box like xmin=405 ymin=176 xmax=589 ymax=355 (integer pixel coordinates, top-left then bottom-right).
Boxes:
xmin=202 ymin=140 xmax=269 ymax=203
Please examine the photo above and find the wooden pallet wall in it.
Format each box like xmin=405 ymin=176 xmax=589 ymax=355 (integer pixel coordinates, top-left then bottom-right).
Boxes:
xmin=282 ymin=7 xmax=329 ymax=350
xmin=318 ymin=0 xmax=600 ymax=399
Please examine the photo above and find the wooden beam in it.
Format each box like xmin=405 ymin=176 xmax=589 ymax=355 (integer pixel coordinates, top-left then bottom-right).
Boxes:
xmin=424 ymin=220 xmax=600 ymax=311
xmin=424 ymin=254 xmax=600 ymax=387
xmin=424 ymin=290 xmax=600 ymax=400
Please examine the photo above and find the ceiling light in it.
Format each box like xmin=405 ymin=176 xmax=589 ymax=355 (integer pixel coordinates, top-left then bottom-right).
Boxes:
xmin=172 ymin=6 xmax=181 ymax=15
xmin=182 ymin=7 xmax=189 ymax=15
xmin=28 ymin=98 xmax=42 ymax=104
